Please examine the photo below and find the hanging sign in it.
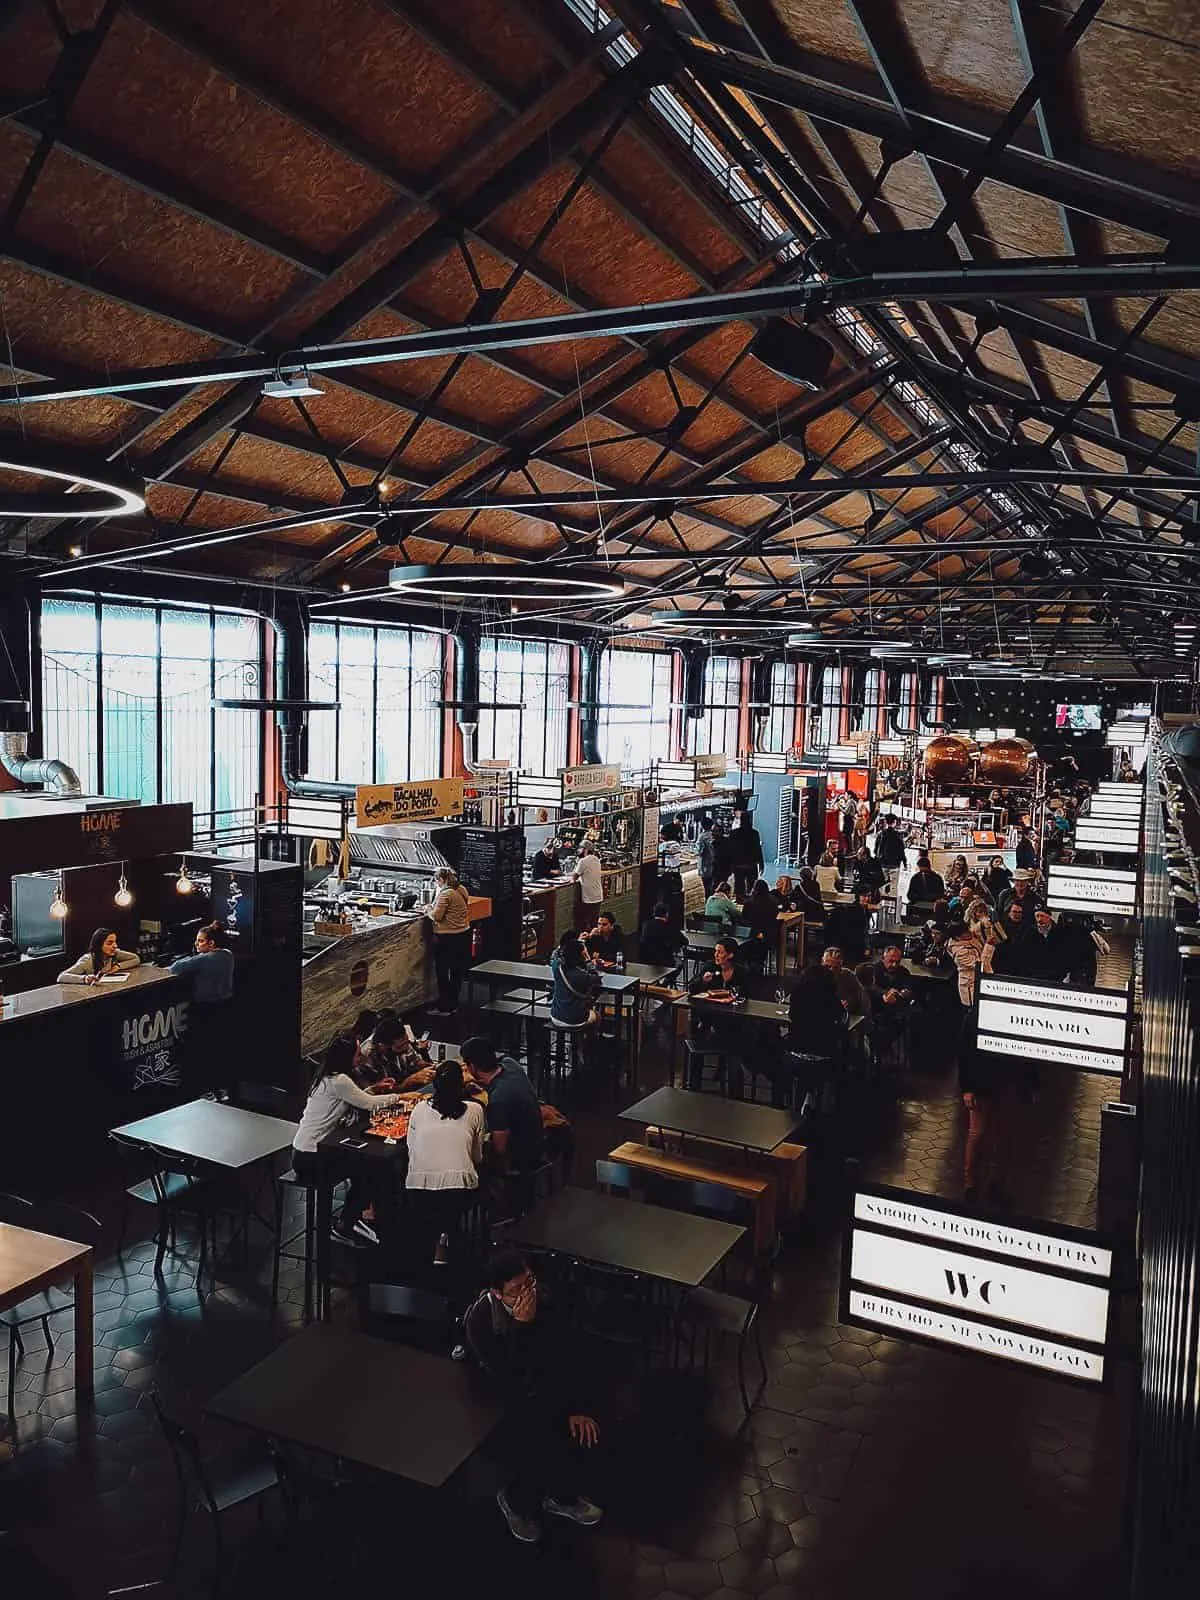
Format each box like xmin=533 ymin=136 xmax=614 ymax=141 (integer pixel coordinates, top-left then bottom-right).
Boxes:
xmin=355 ymin=777 xmax=464 ymax=827
xmin=693 ymin=754 xmax=728 ymax=781
xmin=1074 ymin=818 xmax=1139 ymax=854
xmin=842 ymin=1184 xmax=1112 ymax=1384
xmin=560 ymin=763 xmax=622 ymax=798
xmin=1046 ymin=863 xmax=1138 ymax=917
xmin=976 ymin=973 xmax=1130 ymax=1075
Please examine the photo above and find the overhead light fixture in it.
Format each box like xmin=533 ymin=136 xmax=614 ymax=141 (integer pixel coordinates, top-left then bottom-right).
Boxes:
xmin=113 ymin=865 xmax=133 ymax=909
xmin=48 ymin=875 xmax=68 ymax=920
xmin=748 ymin=320 xmax=834 ymax=390
xmin=388 ymin=563 xmax=625 ymax=603
xmin=175 ymin=861 xmax=195 ymax=896
xmin=0 ymin=444 xmax=145 ymax=519
xmin=68 ymin=544 xmax=83 ymax=559
xmin=263 ymin=367 xmax=324 ymax=400
xmin=807 ymin=227 xmax=960 ymax=277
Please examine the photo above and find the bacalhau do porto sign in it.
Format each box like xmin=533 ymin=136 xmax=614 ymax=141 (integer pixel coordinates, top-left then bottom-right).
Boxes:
xmin=842 ymin=1185 xmax=1112 ymax=1384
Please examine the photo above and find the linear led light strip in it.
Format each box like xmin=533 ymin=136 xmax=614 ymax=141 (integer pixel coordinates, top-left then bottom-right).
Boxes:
xmin=560 ymin=0 xmax=1046 ymax=546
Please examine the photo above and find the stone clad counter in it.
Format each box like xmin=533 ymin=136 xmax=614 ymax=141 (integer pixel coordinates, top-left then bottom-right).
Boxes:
xmin=300 ymin=896 xmax=491 ymax=1056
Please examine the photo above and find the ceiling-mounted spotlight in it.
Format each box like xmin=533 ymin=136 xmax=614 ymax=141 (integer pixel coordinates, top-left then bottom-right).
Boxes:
xmin=263 ymin=367 xmax=323 ymax=400
xmin=748 ymin=320 xmax=834 ymax=391
xmin=113 ymin=864 xmax=133 ymax=909
xmin=48 ymin=874 xmax=68 ymax=920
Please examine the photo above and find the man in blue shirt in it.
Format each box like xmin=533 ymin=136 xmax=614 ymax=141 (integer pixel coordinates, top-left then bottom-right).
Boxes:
xmin=461 ymin=1036 xmax=545 ymax=1212
xmin=170 ymin=923 xmax=235 ymax=1093
xmin=170 ymin=922 xmax=235 ymax=1001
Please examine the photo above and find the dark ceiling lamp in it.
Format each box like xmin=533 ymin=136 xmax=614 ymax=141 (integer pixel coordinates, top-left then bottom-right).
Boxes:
xmin=1019 ymin=550 xmax=1055 ymax=578
xmin=748 ymin=320 xmax=834 ymax=391
xmin=0 ymin=443 xmax=145 ymax=518
xmin=991 ymin=440 xmax=1059 ymax=472
xmin=387 ymin=563 xmax=625 ymax=603
xmin=807 ymin=227 xmax=961 ymax=278
xmin=863 ymin=494 xmax=887 ymax=535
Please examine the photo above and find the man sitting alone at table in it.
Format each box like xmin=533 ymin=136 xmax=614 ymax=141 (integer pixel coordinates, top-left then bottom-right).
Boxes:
xmin=820 ymin=945 xmax=866 ymax=1018
xmin=584 ymin=909 xmax=623 ymax=969
xmin=638 ymin=901 xmax=686 ymax=968
xmin=464 ymin=1250 xmax=603 ymax=1543
xmin=460 ymin=1036 xmax=545 ymax=1212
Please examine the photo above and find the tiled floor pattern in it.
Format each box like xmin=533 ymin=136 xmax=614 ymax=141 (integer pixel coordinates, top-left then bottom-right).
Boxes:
xmin=0 ymin=995 xmax=1132 ymax=1599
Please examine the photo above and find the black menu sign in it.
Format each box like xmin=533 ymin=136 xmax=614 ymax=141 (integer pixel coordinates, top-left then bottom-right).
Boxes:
xmin=459 ymin=826 xmax=524 ymax=959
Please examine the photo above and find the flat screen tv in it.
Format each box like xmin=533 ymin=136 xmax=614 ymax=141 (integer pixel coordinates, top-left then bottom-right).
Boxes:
xmin=1055 ymin=703 xmax=1102 ymax=732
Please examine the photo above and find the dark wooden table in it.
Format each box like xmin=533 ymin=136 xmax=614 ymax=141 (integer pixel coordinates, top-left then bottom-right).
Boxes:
xmin=111 ymin=1098 xmax=298 ymax=1170
xmin=205 ymin=1324 xmax=511 ymax=1488
xmin=668 ymin=992 xmax=789 ymax=1088
xmin=469 ymin=958 xmax=642 ymax=1079
xmin=621 ymin=1086 xmax=798 ymax=1154
xmin=498 ymin=1185 xmax=744 ymax=1290
xmin=0 ymin=1223 xmax=93 ymax=1406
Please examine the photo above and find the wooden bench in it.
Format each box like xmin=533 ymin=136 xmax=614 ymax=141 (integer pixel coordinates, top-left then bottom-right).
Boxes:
xmin=644 ymin=1128 xmax=807 ymax=1221
xmin=605 ymin=1140 xmax=776 ymax=1256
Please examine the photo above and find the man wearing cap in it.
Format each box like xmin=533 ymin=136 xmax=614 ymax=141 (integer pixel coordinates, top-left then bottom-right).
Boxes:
xmin=998 ymin=871 xmax=1043 ymax=919
xmin=1029 ymin=908 xmax=1069 ymax=982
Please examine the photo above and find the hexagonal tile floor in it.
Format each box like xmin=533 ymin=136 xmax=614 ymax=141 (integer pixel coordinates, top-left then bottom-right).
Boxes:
xmin=0 ymin=990 xmax=1131 ymax=1600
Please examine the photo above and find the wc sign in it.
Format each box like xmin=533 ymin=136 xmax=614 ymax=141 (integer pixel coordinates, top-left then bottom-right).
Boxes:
xmin=841 ymin=1184 xmax=1112 ymax=1384
xmin=121 ymin=1000 xmax=189 ymax=1089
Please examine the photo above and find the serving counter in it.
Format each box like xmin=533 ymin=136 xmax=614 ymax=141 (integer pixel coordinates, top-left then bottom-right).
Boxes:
xmin=300 ymin=895 xmax=491 ymax=1056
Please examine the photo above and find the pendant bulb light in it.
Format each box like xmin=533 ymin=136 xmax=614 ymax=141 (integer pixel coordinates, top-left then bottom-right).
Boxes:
xmin=175 ymin=859 xmax=195 ymax=896
xmin=48 ymin=874 xmax=68 ymax=920
xmin=114 ymin=863 xmax=133 ymax=909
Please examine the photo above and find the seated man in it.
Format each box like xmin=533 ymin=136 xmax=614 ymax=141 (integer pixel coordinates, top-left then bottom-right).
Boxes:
xmin=906 ymin=853 xmax=946 ymax=912
xmin=866 ymin=945 xmax=915 ymax=1022
xmin=849 ymin=847 xmax=885 ymax=903
xmin=638 ymin=901 xmax=687 ymax=968
xmin=461 ymin=1036 xmax=545 ymax=1206
xmin=825 ymin=891 xmax=872 ymax=964
xmin=584 ymin=909 xmax=623 ymax=970
xmin=464 ymin=1250 xmax=603 ymax=1544
xmin=820 ymin=944 xmax=866 ymax=1018
xmin=916 ymin=923 xmax=955 ymax=974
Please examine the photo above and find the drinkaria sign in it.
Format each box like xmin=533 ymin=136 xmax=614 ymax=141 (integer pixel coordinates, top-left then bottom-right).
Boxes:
xmin=976 ymin=974 xmax=1130 ymax=1075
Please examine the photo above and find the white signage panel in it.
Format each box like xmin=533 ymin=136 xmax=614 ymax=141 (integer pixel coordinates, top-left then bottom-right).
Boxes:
xmin=1074 ymin=819 xmax=1139 ymax=853
xmin=1087 ymin=797 xmax=1143 ymax=816
xmin=977 ymin=973 xmax=1130 ymax=1075
xmin=843 ymin=1185 xmax=1112 ymax=1385
xmin=1047 ymin=864 xmax=1138 ymax=916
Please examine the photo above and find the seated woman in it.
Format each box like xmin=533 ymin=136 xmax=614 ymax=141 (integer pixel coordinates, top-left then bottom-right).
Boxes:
xmin=59 ymin=926 xmax=140 ymax=986
xmin=791 ymin=869 xmax=826 ymax=922
xmin=406 ymin=1059 xmax=486 ymax=1265
xmin=740 ymin=879 xmax=778 ymax=970
xmin=548 ymin=931 xmax=602 ymax=1028
xmin=704 ymin=880 xmax=740 ymax=926
xmin=689 ymin=935 xmax=745 ymax=997
xmin=292 ymin=1037 xmax=403 ymax=1247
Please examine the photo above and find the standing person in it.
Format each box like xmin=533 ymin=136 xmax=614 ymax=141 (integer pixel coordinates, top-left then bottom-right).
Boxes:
xmin=982 ymin=856 xmax=1012 ymax=904
xmin=1055 ymin=912 xmax=1103 ymax=988
xmin=849 ymin=846 xmax=885 ymax=903
xmin=463 ymin=1251 xmax=603 ymax=1544
xmin=530 ymin=838 xmax=562 ymax=880
xmin=572 ymin=844 xmax=604 ymax=931
xmin=993 ymin=901 xmax=1037 ymax=976
xmin=905 ymin=854 xmax=945 ymax=912
xmin=958 ymin=1005 xmax=1035 ymax=1205
xmin=58 ymin=927 xmax=140 ymax=985
xmin=728 ymin=812 xmax=764 ymax=901
xmin=406 ymin=1058 xmax=485 ymax=1265
xmin=874 ymin=815 xmax=908 ymax=871
xmin=947 ymin=918 xmax=990 ymax=1008
xmin=1029 ymin=909 xmax=1069 ymax=981
xmin=1014 ymin=827 xmax=1039 ymax=872
xmin=837 ymin=791 xmax=859 ymax=852
xmin=697 ymin=822 xmax=719 ymax=900
xmin=426 ymin=867 xmax=471 ymax=1017
xmin=945 ymin=855 xmax=969 ymax=893
xmin=170 ymin=922 xmax=235 ymax=1095
xmin=292 ymin=1037 xmax=402 ymax=1247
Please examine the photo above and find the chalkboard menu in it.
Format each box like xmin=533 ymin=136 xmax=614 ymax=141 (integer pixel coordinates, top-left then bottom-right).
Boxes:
xmin=459 ymin=827 xmax=524 ymax=901
xmin=459 ymin=826 xmax=525 ymax=959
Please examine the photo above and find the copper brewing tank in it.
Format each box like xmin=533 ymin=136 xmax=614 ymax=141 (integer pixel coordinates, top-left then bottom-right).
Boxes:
xmin=977 ymin=738 xmax=1032 ymax=784
xmin=922 ymin=734 xmax=974 ymax=784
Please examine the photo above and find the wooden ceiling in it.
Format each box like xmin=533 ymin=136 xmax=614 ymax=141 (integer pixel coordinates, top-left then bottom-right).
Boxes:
xmin=0 ymin=0 xmax=1197 ymax=676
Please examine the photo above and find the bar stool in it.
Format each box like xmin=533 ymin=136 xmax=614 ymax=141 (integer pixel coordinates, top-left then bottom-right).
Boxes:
xmin=682 ymin=1037 xmax=731 ymax=1095
xmin=271 ymin=1166 xmax=318 ymax=1322
xmin=542 ymin=1017 xmax=591 ymax=1103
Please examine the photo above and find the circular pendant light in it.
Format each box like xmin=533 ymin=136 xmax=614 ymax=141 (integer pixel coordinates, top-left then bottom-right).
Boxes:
xmin=114 ymin=864 xmax=133 ymax=908
xmin=387 ymin=564 xmax=624 ymax=603
xmin=0 ymin=443 xmax=145 ymax=518
xmin=48 ymin=874 xmax=69 ymax=920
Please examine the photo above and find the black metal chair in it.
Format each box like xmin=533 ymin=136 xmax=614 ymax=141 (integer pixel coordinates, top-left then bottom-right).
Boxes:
xmin=0 ymin=1194 xmax=101 ymax=1421
xmin=149 ymin=1389 xmax=284 ymax=1597
xmin=675 ymin=1282 xmax=768 ymax=1416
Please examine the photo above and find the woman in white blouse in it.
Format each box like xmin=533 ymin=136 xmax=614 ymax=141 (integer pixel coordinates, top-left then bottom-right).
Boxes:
xmin=58 ymin=927 xmax=140 ymax=986
xmin=406 ymin=1058 xmax=485 ymax=1263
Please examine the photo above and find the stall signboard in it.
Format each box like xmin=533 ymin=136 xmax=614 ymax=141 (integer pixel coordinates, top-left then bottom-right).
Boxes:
xmin=1047 ymin=863 xmax=1138 ymax=917
xmin=1097 ymin=780 xmax=1143 ymax=791
xmin=355 ymin=778 xmax=464 ymax=828
xmin=642 ymin=805 xmax=660 ymax=864
xmin=0 ymin=800 xmax=192 ymax=878
xmin=1074 ymin=818 xmax=1140 ymax=854
xmin=561 ymin=763 xmax=622 ymax=798
xmin=841 ymin=1183 xmax=1112 ymax=1384
xmin=977 ymin=974 xmax=1129 ymax=1075
xmin=693 ymin=754 xmax=728 ymax=781
xmin=1087 ymin=794 xmax=1143 ymax=814
xmin=1106 ymin=724 xmax=1147 ymax=746
xmin=826 ymin=744 xmax=861 ymax=767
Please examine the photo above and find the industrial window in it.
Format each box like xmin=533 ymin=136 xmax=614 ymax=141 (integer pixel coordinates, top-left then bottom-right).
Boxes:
xmin=764 ymin=660 xmax=801 ymax=754
xmin=40 ymin=596 xmax=262 ymax=831
xmin=307 ymin=620 xmax=443 ymax=783
xmin=597 ymin=647 xmax=674 ymax=772
xmin=818 ymin=664 xmax=844 ymax=748
xmin=475 ymin=636 xmax=571 ymax=777
xmin=859 ymin=668 xmax=882 ymax=735
xmin=687 ymin=654 xmax=742 ymax=758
